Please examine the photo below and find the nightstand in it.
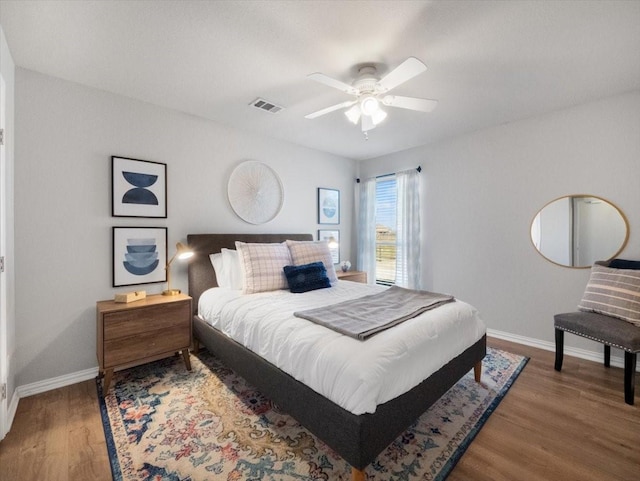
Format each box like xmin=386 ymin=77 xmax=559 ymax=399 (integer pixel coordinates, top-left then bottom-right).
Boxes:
xmin=96 ymin=293 xmax=192 ymax=394
xmin=337 ymin=270 xmax=367 ymax=283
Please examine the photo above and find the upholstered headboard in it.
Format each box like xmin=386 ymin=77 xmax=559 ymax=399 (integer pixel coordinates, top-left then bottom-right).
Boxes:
xmin=186 ymin=233 xmax=313 ymax=313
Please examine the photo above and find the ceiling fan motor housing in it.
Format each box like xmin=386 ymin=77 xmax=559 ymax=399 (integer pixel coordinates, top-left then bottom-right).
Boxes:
xmin=354 ymin=66 xmax=380 ymax=94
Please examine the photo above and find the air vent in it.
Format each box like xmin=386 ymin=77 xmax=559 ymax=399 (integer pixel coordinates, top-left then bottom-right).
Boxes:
xmin=250 ymin=98 xmax=284 ymax=114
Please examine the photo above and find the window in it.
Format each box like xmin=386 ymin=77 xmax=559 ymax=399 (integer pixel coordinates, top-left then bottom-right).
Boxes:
xmin=375 ymin=176 xmax=397 ymax=285
xmin=357 ymin=168 xmax=420 ymax=289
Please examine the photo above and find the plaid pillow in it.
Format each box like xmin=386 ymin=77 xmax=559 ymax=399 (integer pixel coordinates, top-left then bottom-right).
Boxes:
xmin=578 ymin=264 xmax=640 ymax=327
xmin=286 ymin=240 xmax=338 ymax=283
xmin=235 ymin=241 xmax=292 ymax=294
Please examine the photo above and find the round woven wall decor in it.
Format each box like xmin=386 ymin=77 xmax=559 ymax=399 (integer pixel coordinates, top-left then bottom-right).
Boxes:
xmin=227 ymin=160 xmax=284 ymax=224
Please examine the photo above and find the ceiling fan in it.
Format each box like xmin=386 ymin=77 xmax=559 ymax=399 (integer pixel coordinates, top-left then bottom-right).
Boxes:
xmin=305 ymin=57 xmax=437 ymax=135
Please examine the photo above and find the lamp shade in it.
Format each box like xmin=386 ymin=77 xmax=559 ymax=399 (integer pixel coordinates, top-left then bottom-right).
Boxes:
xmin=344 ymin=104 xmax=361 ymax=124
xmin=175 ymin=242 xmax=194 ymax=260
xmin=372 ymin=109 xmax=387 ymax=125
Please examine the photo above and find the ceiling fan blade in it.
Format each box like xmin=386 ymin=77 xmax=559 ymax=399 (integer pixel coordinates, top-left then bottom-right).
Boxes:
xmin=361 ymin=114 xmax=375 ymax=132
xmin=305 ymin=100 xmax=356 ymax=119
xmin=382 ymin=95 xmax=438 ymax=112
xmin=377 ymin=57 xmax=427 ymax=92
xmin=307 ymin=73 xmax=359 ymax=95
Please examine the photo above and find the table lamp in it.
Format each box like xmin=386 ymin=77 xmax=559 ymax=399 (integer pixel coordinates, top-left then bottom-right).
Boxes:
xmin=163 ymin=242 xmax=194 ymax=296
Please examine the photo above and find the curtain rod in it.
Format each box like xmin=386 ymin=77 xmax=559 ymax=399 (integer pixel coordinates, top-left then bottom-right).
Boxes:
xmin=356 ymin=165 xmax=421 ymax=183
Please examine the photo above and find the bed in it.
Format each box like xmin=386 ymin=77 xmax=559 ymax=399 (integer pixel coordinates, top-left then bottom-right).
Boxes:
xmin=187 ymin=233 xmax=487 ymax=481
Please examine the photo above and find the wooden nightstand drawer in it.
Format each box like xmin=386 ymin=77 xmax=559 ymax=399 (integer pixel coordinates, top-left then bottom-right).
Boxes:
xmin=104 ymin=325 xmax=190 ymax=367
xmin=103 ymin=301 xmax=190 ymax=340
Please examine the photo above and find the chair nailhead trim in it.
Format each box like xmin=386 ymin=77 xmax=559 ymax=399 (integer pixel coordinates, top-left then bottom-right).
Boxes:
xmin=555 ymin=326 xmax=638 ymax=353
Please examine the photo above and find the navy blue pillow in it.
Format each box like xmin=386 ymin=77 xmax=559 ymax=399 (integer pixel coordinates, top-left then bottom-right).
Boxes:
xmin=609 ymin=259 xmax=640 ymax=270
xmin=283 ymin=261 xmax=331 ymax=293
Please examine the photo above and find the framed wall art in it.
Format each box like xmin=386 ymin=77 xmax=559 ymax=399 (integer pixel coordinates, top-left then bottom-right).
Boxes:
xmin=318 ymin=187 xmax=340 ymax=224
xmin=112 ymin=156 xmax=167 ymax=218
xmin=113 ymin=226 xmax=167 ymax=287
xmin=318 ymin=229 xmax=340 ymax=264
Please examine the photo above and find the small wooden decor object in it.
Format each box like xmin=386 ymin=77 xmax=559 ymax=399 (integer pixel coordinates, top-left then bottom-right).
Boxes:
xmin=114 ymin=290 xmax=147 ymax=303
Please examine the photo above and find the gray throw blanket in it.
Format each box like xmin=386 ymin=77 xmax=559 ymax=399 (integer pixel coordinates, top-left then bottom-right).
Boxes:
xmin=294 ymin=286 xmax=454 ymax=340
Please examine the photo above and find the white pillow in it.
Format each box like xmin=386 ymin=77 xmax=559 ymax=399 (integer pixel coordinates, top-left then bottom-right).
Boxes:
xmin=209 ymin=253 xmax=229 ymax=288
xmin=221 ymin=248 xmax=243 ymax=290
xmin=209 ymin=250 xmax=244 ymax=289
xmin=235 ymin=241 xmax=292 ymax=294
xmin=286 ymin=240 xmax=338 ymax=283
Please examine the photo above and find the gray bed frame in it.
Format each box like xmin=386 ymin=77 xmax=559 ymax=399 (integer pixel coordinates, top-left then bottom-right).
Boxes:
xmin=187 ymin=233 xmax=487 ymax=480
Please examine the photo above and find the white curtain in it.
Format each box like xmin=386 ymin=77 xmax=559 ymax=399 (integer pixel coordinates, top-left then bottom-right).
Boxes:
xmin=395 ymin=169 xmax=421 ymax=289
xmin=357 ymin=177 xmax=377 ymax=284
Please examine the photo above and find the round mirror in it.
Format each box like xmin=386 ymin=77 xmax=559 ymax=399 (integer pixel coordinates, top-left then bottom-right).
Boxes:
xmin=531 ymin=195 xmax=629 ymax=268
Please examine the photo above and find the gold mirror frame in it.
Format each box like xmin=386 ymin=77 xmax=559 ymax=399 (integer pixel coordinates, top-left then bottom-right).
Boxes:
xmin=530 ymin=194 xmax=629 ymax=269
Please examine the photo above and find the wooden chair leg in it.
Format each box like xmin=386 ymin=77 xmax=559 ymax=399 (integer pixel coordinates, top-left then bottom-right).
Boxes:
xmin=554 ymin=328 xmax=564 ymax=371
xmin=604 ymin=344 xmax=611 ymax=367
xmin=624 ymin=351 xmax=636 ymax=405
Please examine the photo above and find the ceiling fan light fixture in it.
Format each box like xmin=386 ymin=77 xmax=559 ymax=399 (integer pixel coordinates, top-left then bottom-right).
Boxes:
xmin=360 ymin=96 xmax=379 ymax=116
xmin=345 ymin=104 xmax=361 ymax=124
xmin=372 ymin=109 xmax=387 ymax=125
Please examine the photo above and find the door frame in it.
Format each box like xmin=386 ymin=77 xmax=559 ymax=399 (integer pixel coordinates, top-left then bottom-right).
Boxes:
xmin=0 ymin=72 xmax=8 ymax=440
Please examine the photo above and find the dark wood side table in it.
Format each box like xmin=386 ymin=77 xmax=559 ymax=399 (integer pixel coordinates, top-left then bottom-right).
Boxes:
xmin=96 ymin=293 xmax=192 ymax=394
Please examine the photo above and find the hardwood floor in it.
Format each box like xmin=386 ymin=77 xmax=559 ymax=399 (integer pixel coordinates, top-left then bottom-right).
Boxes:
xmin=448 ymin=338 xmax=639 ymax=481
xmin=0 ymin=338 xmax=638 ymax=481
xmin=0 ymin=380 xmax=111 ymax=481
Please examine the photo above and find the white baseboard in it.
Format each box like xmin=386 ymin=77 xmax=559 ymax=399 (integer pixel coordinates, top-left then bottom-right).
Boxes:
xmin=16 ymin=366 xmax=98 ymax=399
xmin=7 ymin=388 xmax=19 ymax=433
xmin=487 ymin=328 xmax=638 ymax=371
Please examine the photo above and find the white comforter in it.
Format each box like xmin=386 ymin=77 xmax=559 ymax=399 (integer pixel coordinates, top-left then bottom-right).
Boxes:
xmin=198 ymin=281 xmax=486 ymax=415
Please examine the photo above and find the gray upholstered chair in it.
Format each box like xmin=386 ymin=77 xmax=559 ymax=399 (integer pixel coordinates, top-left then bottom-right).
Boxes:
xmin=554 ymin=259 xmax=640 ymax=405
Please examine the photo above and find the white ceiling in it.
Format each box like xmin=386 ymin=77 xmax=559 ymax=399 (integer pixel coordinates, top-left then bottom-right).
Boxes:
xmin=1 ymin=0 xmax=639 ymax=160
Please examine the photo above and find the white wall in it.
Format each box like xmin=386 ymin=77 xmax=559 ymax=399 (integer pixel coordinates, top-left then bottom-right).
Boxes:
xmin=10 ymin=68 xmax=640 ymax=388
xmin=0 ymin=24 xmax=16 ymax=435
xmin=14 ymin=68 xmax=356 ymax=387
xmin=359 ymin=91 xmax=640 ymax=355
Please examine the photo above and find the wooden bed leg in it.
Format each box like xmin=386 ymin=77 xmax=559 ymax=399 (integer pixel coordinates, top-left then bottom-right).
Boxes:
xmin=474 ymin=360 xmax=482 ymax=383
xmin=351 ymin=467 xmax=366 ymax=481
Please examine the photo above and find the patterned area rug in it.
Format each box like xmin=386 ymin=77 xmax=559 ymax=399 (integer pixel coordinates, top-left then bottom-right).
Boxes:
xmin=98 ymin=347 xmax=527 ymax=481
